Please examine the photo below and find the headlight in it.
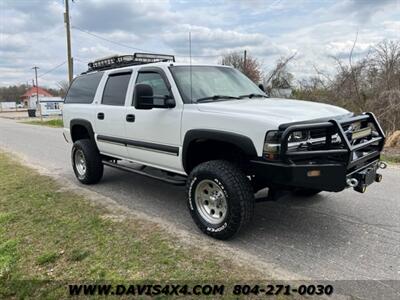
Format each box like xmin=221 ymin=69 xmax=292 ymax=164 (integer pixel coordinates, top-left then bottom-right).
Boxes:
xmin=263 ymin=130 xmax=311 ymax=160
xmin=288 ymin=130 xmax=309 ymax=142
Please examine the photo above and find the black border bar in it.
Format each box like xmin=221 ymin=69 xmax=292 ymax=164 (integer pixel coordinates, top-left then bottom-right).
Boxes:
xmin=97 ymin=135 xmax=179 ymax=156
xmin=279 ymin=112 xmax=385 ymax=168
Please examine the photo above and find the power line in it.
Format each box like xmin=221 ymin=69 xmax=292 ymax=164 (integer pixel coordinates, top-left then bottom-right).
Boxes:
xmin=73 ymin=57 xmax=90 ymax=64
xmin=7 ymin=61 xmax=67 ymax=87
xmin=38 ymin=61 xmax=67 ymax=78
xmin=72 ymin=25 xmax=222 ymax=58
xmin=72 ymin=25 xmax=151 ymax=53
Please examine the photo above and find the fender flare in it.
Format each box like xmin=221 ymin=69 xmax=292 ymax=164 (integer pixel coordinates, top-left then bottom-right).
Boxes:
xmin=70 ymin=119 xmax=95 ymax=142
xmin=182 ymin=129 xmax=258 ymax=172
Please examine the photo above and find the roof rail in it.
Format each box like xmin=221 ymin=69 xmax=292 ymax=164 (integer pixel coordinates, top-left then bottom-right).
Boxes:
xmin=85 ymin=53 xmax=175 ymax=73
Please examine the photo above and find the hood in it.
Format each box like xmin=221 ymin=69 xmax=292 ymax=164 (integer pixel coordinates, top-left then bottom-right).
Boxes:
xmin=196 ymin=98 xmax=351 ymax=124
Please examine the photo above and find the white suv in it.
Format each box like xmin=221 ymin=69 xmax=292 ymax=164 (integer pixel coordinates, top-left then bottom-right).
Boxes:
xmin=63 ymin=53 xmax=386 ymax=239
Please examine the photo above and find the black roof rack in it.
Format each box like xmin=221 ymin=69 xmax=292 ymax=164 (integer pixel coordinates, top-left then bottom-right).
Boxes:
xmin=85 ymin=52 xmax=175 ymax=73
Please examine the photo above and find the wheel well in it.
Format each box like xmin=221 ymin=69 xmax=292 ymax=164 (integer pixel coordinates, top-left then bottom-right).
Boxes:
xmin=71 ymin=124 xmax=90 ymax=142
xmin=184 ymin=139 xmax=248 ymax=173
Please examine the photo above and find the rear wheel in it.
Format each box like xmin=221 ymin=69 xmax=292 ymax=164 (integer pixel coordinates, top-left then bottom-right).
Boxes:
xmin=187 ymin=160 xmax=254 ymax=240
xmin=71 ymin=139 xmax=103 ymax=184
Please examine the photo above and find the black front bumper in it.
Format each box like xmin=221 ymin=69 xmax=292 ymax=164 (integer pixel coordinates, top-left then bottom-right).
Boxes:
xmin=250 ymin=158 xmax=380 ymax=192
xmin=250 ymin=112 xmax=385 ymax=192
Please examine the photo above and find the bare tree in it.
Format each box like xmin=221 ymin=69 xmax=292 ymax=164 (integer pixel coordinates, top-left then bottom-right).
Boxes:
xmin=264 ymin=53 xmax=296 ymax=90
xmin=293 ymin=39 xmax=400 ymax=134
xmin=57 ymin=80 xmax=70 ymax=97
xmin=221 ymin=52 xmax=263 ymax=83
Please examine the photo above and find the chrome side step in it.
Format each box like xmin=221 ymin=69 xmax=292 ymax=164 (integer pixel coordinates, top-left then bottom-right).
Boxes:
xmin=102 ymin=160 xmax=187 ymax=186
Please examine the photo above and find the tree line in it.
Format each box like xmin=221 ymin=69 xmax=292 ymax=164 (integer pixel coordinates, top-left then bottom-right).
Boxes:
xmin=221 ymin=39 xmax=400 ymax=134
xmin=0 ymin=84 xmax=67 ymax=103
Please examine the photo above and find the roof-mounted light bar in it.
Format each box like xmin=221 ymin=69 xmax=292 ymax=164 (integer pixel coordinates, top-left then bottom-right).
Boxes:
xmin=86 ymin=52 xmax=175 ymax=73
xmin=134 ymin=53 xmax=175 ymax=62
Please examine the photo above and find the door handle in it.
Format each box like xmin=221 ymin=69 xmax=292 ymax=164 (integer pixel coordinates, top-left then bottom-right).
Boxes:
xmin=97 ymin=112 xmax=104 ymax=120
xmin=126 ymin=114 xmax=135 ymax=122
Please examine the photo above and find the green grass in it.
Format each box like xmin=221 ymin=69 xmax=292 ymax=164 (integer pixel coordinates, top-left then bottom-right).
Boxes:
xmin=22 ymin=118 xmax=63 ymax=128
xmin=381 ymin=153 xmax=400 ymax=164
xmin=0 ymin=152 xmax=266 ymax=299
xmin=36 ymin=252 xmax=59 ymax=265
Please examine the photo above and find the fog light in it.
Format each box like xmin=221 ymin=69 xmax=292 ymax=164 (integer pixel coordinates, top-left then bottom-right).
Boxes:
xmin=307 ymin=170 xmax=321 ymax=177
xmin=379 ymin=162 xmax=387 ymax=169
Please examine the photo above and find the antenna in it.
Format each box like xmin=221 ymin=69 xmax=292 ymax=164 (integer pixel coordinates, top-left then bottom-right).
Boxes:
xmin=189 ymin=31 xmax=193 ymax=103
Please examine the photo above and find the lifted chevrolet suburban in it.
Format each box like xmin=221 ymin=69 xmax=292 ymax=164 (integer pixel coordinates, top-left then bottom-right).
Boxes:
xmin=63 ymin=53 xmax=386 ymax=240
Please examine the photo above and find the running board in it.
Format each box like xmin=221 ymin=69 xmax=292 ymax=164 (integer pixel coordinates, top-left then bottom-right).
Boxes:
xmin=102 ymin=160 xmax=187 ymax=186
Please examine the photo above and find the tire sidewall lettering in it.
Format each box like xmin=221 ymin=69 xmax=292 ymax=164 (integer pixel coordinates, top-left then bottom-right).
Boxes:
xmin=188 ymin=176 xmax=198 ymax=211
xmin=207 ymin=222 xmax=227 ymax=233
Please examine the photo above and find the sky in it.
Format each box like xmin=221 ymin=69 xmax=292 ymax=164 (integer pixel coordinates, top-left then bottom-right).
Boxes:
xmin=0 ymin=0 xmax=399 ymax=88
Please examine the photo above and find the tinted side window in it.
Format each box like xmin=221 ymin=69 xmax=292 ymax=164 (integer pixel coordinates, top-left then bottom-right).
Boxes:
xmin=102 ymin=73 xmax=131 ymax=106
xmin=65 ymin=72 xmax=103 ymax=104
xmin=136 ymin=72 xmax=169 ymax=96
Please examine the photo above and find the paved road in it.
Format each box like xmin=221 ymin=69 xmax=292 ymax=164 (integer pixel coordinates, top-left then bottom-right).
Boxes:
xmin=1 ymin=118 xmax=399 ymax=282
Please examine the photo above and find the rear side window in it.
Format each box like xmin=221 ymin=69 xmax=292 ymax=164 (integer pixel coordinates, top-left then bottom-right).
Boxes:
xmin=102 ymin=73 xmax=131 ymax=106
xmin=65 ymin=72 xmax=103 ymax=104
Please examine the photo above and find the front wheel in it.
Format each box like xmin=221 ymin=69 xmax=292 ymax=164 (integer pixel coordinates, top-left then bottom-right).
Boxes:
xmin=71 ymin=139 xmax=103 ymax=184
xmin=186 ymin=160 xmax=254 ymax=240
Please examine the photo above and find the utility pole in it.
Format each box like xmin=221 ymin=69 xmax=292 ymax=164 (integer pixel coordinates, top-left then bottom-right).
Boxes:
xmin=64 ymin=0 xmax=73 ymax=84
xmin=243 ymin=50 xmax=247 ymax=74
xmin=32 ymin=66 xmax=43 ymax=121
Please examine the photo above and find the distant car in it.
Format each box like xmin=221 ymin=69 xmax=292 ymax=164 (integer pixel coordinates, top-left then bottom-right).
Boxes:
xmin=62 ymin=52 xmax=387 ymax=240
xmin=17 ymin=104 xmax=23 ymax=108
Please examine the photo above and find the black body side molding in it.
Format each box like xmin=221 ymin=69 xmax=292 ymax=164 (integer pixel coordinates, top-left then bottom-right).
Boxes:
xmin=97 ymin=135 xmax=179 ymax=156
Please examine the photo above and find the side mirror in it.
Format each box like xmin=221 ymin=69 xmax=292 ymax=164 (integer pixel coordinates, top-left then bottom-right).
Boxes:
xmin=164 ymin=97 xmax=176 ymax=108
xmin=133 ymin=83 xmax=176 ymax=109
xmin=134 ymin=83 xmax=154 ymax=110
xmin=258 ymin=83 xmax=265 ymax=92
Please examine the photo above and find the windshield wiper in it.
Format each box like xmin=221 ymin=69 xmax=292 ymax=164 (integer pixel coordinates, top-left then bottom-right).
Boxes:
xmin=195 ymin=95 xmax=240 ymax=103
xmin=238 ymin=93 xmax=269 ymax=99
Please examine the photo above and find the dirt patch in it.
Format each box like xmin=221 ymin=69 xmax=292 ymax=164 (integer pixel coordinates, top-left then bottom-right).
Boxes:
xmin=383 ymin=131 xmax=400 ymax=163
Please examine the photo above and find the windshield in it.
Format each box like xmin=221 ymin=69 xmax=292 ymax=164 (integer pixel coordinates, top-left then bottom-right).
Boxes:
xmin=169 ymin=66 xmax=265 ymax=103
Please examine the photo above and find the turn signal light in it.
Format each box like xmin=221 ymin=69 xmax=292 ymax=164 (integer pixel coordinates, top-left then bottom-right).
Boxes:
xmin=307 ymin=170 xmax=321 ymax=177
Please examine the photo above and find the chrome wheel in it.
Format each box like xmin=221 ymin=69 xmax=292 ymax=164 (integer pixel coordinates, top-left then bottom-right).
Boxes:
xmin=74 ymin=149 xmax=87 ymax=177
xmin=194 ymin=179 xmax=228 ymax=224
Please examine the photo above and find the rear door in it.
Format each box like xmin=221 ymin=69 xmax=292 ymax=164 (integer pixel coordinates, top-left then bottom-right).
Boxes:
xmin=95 ymin=71 xmax=132 ymax=158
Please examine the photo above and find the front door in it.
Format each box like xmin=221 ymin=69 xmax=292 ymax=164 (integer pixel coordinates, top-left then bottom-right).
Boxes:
xmin=125 ymin=68 xmax=183 ymax=173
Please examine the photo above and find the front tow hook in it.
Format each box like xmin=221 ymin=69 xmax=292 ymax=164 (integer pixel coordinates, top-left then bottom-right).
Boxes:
xmin=375 ymin=173 xmax=383 ymax=182
xmin=354 ymin=184 xmax=367 ymax=193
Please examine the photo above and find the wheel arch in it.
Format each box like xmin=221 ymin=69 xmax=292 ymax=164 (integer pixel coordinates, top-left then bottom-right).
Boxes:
xmin=182 ymin=129 xmax=258 ymax=173
xmin=70 ymin=119 xmax=95 ymax=143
